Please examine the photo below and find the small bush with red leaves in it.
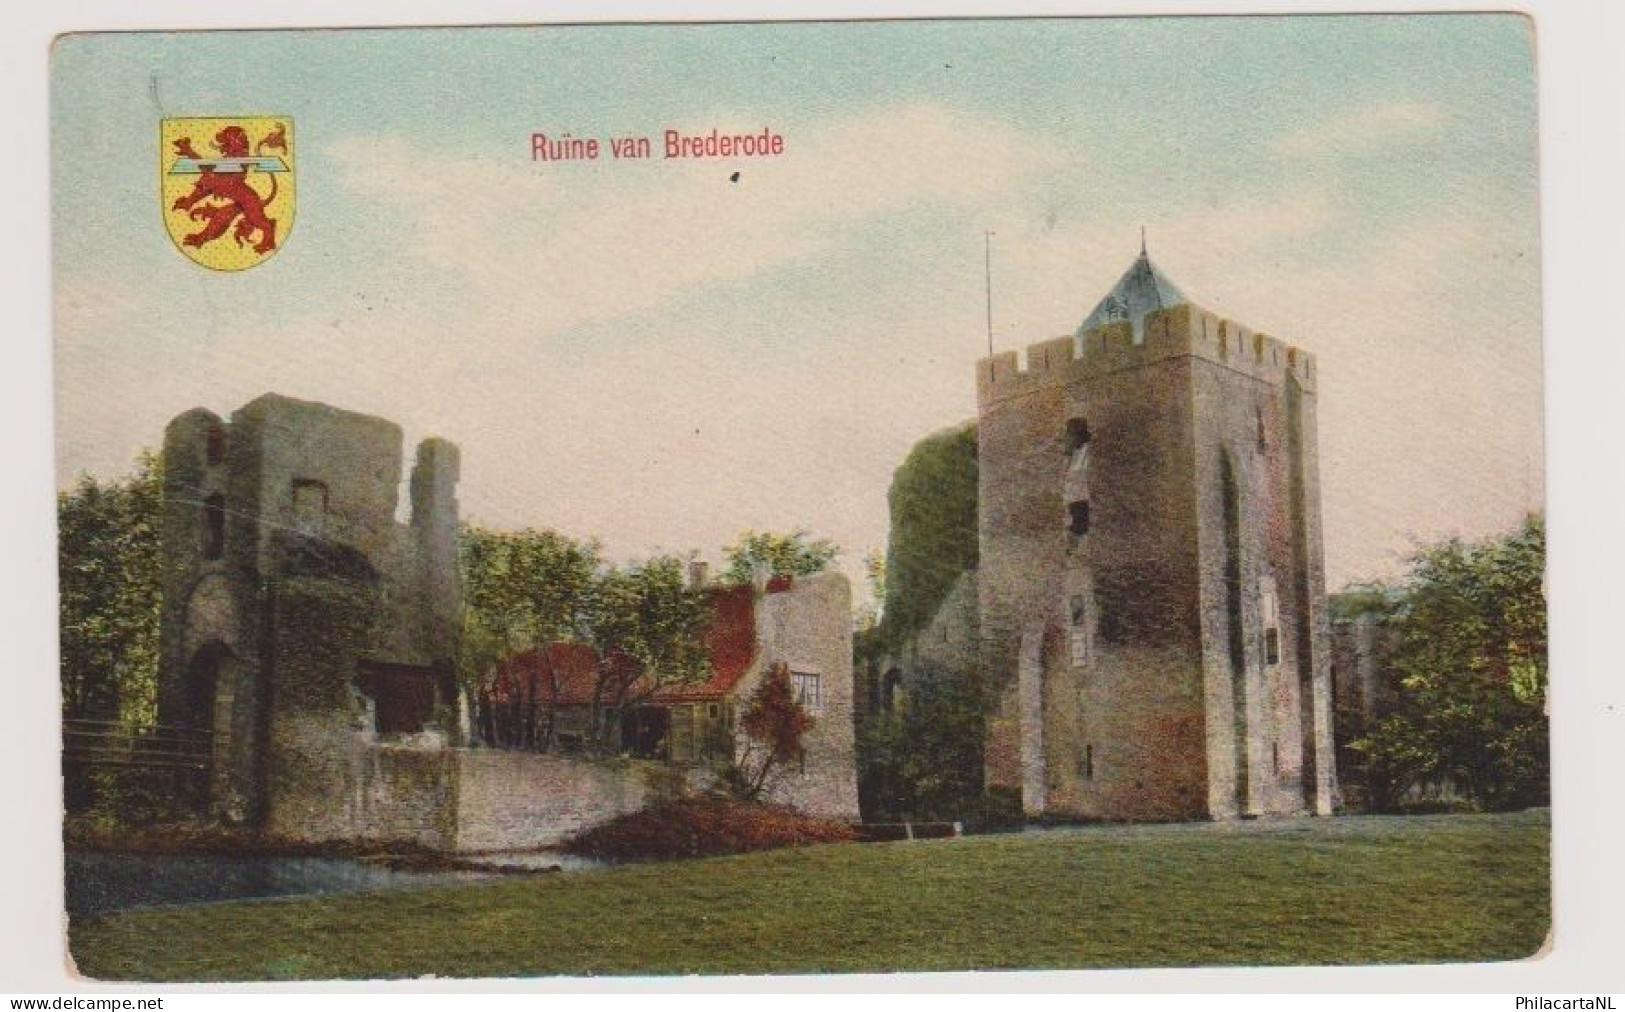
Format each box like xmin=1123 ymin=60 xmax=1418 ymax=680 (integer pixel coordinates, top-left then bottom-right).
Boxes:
xmin=563 ymin=796 xmax=857 ymax=862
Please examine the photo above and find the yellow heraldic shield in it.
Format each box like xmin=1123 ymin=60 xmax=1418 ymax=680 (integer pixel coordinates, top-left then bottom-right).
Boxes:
xmin=161 ymin=117 xmax=294 ymax=271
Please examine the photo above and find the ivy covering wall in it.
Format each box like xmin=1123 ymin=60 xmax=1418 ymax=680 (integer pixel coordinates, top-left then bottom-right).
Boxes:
xmin=877 ymin=421 xmax=978 ymax=649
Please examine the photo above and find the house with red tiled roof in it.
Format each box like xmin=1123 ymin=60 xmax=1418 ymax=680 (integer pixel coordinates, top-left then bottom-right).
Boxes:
xmin=485 ymin=571 xmax=860 ymax=820
xmin=481 ymin=641 xmax=613 ymax=752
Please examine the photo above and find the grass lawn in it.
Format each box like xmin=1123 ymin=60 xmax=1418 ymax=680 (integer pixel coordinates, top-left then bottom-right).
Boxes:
xmin=68 ymin=809 xmax=1550 ymax=981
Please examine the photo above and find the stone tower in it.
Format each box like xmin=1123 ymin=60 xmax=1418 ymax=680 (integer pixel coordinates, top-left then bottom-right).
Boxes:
xmin=976 ymin=247 xmax=1336 ymax=821
xmin=155 ymin=393 xmax=461 ymax=826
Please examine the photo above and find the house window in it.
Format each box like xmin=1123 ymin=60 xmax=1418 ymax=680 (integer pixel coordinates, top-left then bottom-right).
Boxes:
xmin=202 ymin=494 xmax=225 ymax=560
xmin=291 ymin=479 xmax=328 ymax=538
xmin=1068 ymin=500 xmax=1091 ymax=536
xmin=1069 ymin=594 xmax=1089 ymax=668
xmin=698 ymin=701 xmax=725 ymax=761
xmin=791 ymin=671 xmax=822 ymax=712
xmin=670 ymin=704 xmax=696 ymax=762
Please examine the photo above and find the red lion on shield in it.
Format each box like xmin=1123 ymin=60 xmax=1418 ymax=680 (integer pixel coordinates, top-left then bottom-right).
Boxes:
xmin=169 ymin=125 xmax=280 ymax=254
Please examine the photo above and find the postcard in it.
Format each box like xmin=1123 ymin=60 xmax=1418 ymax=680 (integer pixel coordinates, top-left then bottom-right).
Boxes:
xmin=51 ymin=14 xmax=1547 ymax=981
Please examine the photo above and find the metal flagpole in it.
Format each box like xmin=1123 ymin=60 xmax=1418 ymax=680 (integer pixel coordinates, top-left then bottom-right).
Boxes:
xmin=985 ymin=229 xmax=994 ymax=357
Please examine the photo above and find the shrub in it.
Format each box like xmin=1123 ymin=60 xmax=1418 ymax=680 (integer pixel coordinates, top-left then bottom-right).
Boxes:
xmin=1350 ymin=514 xmax=1548 ymax=812
xmin=563 ymin=797 xmax=857 ymax=862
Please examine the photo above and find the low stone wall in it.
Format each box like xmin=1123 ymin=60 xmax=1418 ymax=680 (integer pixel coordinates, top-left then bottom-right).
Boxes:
xmin=451 ymin=750 xmax=671 ymax=852
xmin=267 ymin=736 xmax=671 ymax=852
xmin=365 ymin=744 xmax=457 ymax=850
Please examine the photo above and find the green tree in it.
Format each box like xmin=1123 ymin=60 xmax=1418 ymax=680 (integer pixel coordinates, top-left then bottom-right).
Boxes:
xmin=458 ymin=525 xmax=600 ymax=677
xmin=854 ymin=548 xmax=886 ymax=632
xmin=58 ymin=452 xmax=164 ymax=726
xmin=856 ymin=663 xmax=987 ymax=823
xmin=722 ymin=529 xmax=838 ymax=585
xmin=581 ymin=554 xmax=714 ymax=750
xmin=460 ymin=532 xmax=718 ymax=753
xmin=1352 ymin=514 xmax=1548 ymax=811
xmin=458 ymin=524 xmax=602 ymax=748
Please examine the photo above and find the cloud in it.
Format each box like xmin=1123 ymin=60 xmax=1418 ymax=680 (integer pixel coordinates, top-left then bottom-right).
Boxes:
xmin=53 ymin=275 xmax=163 ymax=479
xmin=904 ymin=169 xmax=1540 ymax=588
xmin=51 ymin=92 xmax=1539 ymax=598
xmin=54 ymin=273 xmax=148 ymax=341
xmin=1271 ymin=99 xmax=1448 ymax=159
xmin=327 ymin=102 xmax=1070 ymax=339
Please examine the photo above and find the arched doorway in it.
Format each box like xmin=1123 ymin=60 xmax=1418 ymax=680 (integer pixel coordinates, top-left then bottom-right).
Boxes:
xmin=182 ymin=642 xmax=258 ymax=822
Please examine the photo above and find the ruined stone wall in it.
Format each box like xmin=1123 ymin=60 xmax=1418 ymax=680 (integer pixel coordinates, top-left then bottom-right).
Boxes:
xmin=157 ymin=407 xmax=268 ymax=821
xmin=156 ymin=393 xmax=464 ymax=829
xmin=260 ymin=575 xmax=386 ymax=840
xmin=259 ymin=722 xmax=457 ymax=849
xmin=978 ymin=325 xmax=1207 ymax=820
xmin=976 ymin=350 xmax=1069 ymax=805
xmin=1287 ymin=374 xmax=1339 ymax=815
xmin=746 ymin=572 xmax=861 ymax=820
xmin=233 ymin=395 xmax=404 ymax=576
xmin=1047 ymin=343 xmax=1204 ymax=821
xmin=406 ymin=438 xmax=462 ymax=674
xmin=1332 ymin=612 xmax=1399 ymax=723
xmin=152 ymin=392 xmax=755 ymax=850
xmin=1330 ymin=610 xmax=1400 ymax=810
xmin=901 ymin=570 xmax=980 ymax=690
xmin=157 ymin=408 xmax=232 ymax=724
xmin=261 ymin=733 xmax=665 ymax=852
xmin=1190 ymin=329 xmax=1307 ymax=818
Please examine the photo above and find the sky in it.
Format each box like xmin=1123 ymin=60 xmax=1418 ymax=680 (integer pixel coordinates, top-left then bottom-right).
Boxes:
xmin=50 ymin=15 xmax=1543 ymax=596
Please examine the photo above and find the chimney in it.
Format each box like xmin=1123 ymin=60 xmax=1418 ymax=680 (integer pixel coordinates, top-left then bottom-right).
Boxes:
xmin=689 ymin=560 xmax=709 ymax=590
xmin=749 ymin=558 xmax=772 ymax=591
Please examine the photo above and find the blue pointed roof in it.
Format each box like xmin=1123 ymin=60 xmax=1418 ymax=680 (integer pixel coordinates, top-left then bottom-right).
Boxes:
xmin=1076 ymin=246 xmax=1188 ymax=344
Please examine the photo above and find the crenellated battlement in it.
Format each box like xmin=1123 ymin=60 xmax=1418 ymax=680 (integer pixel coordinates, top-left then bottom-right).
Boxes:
xmin=976 ymin=303 xmax=1317 ymax=409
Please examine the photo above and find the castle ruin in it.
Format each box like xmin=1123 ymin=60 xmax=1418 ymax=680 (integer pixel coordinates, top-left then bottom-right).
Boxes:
xmin=152 ymin=392 xmax=858 ymax=847
xmin=156 ymin=393 xmax=463 ymax=830
xmin=976 ymin=247 xmax=1338 ymax=820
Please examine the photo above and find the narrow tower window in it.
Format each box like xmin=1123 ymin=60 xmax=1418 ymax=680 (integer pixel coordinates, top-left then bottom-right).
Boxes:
xmin=1066 ymin=417 xmax=1091 ymax=453
xmin=291 ymin=479 xmax=329 ymax=538
xmin=202 ymin=494 xmax=225 ymax=560
xmin=1068 ymin=500 xmax=1091 ymax=536
xmin=1069 ymin=594 xmax=1089 ymax=667
xmin=1065 ymin=417 xmax=1092 ymax=544
xmin=1259 ymin=577 xmax=1281 ymax=668
xmin=204 ymin=423 xmax=226 ymax=466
